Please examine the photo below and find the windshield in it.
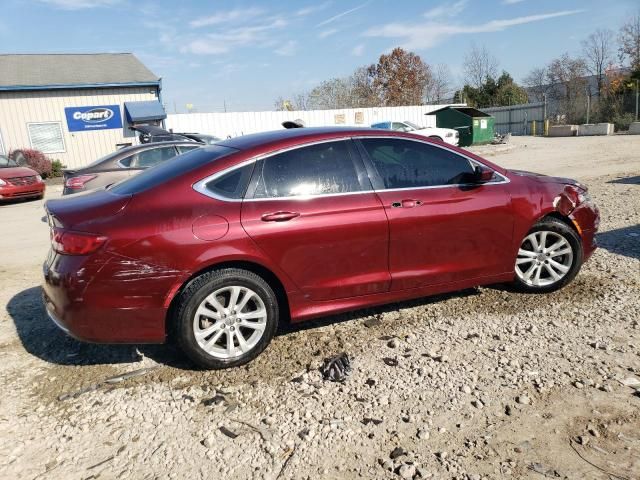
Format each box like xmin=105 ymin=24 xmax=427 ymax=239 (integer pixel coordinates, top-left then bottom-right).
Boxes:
xmin=0 ymin=155 xmax=18 ymax=168
xmin=404 ymin=121 xmax=423 ymax=130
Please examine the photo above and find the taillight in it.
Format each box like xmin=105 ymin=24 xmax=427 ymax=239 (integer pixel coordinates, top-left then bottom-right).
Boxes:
xmin=51 ymin=228 xmax=108 ymax=255
xmin=65 ymin=174 xmax=96 ymax=190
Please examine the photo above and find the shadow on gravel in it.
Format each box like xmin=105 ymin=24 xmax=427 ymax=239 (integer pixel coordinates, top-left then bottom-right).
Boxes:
xmin=596 ymin=225 xmax=640 ymax=260
xmin=8 ymin=285 xmax=481 ymax=369
xmin=7 ymin=286 xmax=190 ymax=368
xmin=277 ymin=288 xmax=481 ymax=336
xmin=607 ymin=175 xmax=640 ymax=185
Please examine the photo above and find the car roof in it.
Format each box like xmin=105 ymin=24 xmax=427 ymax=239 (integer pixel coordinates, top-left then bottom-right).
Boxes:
xmin=215 ymin=126 xmax=407 ymax=151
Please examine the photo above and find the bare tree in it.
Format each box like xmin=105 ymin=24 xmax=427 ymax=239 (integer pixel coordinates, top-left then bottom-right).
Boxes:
xmin=618 ymin=10 xmax=640 ymax=70
xmin=582 ymin=29 xmax=615 ymax=94
xmin=546 ymin=53 xmax=588 ymax=123
xmin=424 ymin=64 xmax=452 ymax=104
xmin=523 ymin=67 xmax=549 ymax=102
xmin=463 ymin=44 xmax=498 ymax=89
xmin=348 ymin=66 xmax=380 ymax=108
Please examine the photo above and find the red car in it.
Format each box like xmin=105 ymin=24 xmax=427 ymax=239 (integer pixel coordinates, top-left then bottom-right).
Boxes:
xmin=43 ymin=128 xmax=599 ymax=369
xmin=0 ymin=154 xmax=46 ymax=201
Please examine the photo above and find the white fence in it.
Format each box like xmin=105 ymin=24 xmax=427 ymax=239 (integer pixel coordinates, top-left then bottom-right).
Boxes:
xmin=165 ymin=104 xmax=463 ymax=139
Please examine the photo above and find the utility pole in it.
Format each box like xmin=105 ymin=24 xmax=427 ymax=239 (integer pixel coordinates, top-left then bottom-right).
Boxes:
xmin=586 ymin=89 xmax=590 ymax=125
xmin=636 ymin=78 xmax=638 ymax=122
xmin=223 ymin=99 xmax=227 ymax=113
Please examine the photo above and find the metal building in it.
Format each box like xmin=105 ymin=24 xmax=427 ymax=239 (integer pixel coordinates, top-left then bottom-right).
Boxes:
xmin=0 ymin=53 xmax=166 ymax=169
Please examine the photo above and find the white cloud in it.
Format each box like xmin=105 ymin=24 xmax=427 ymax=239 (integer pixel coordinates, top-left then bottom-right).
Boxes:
xmin=38 ymin=0 xmax=119 ymax=9
xmin=316 ymin=2 xmax=369 ymax=27
xmin=364 ymin=10 xmax=583 ymax=50
xmin=296 ymin=2 xmax=331 ymax=17
xmin=424 ymin=0 xmax=467 ymax=19
xmin=318 ymin=28 xmax=338 ymax=39
xmin=275 ymin=40 xmax=298 ymax=56
xmin=503 ymin=0 xmax=525 ymax=4
xmin=181 ymin=18 xmax=287 ymax=55
xmin=190 ymin=7 xmax=265 ymax=28
xmin=351 ymin=44 xmax=365 ymax=56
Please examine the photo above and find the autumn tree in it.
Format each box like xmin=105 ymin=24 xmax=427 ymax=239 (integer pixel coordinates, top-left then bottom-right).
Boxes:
xmin=581 ymin=29 xmax=615 ymax=93
xmin=367 ymin=48 xmax=431 ymax=106
xmin=463 ymin=44 xmax=499 ymax=89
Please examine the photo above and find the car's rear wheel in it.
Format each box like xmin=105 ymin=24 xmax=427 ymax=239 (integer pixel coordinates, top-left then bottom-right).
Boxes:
xmin=513 ymin=218 xmax=582 ymax=293
xmin=174 ymin=268 xmax=278 ymax=369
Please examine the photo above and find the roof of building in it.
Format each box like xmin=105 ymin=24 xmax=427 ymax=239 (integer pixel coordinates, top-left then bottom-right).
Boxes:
xmin=0 ymin=53 xmax=160 ymax=91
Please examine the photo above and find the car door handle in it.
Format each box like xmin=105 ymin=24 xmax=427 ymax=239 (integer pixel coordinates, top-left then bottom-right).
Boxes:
xmin=261 ymin=211 xmax=300 ymax=222
xmin=392 ymin=199 xmax=423 ymax=208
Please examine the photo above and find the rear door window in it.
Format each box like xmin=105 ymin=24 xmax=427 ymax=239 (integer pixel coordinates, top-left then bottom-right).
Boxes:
xmin=251 ymin=141 xmax=365 ymax=199
xmin=177 ymin=145 xmax=201 ymax=154
xmin=359 ymin=138 xmax=475 ymax=189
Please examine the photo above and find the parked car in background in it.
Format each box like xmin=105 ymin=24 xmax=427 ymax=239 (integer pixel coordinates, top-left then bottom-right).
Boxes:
xmin=179 ymin=133 xmax=223 ymax=144
xmin=131 ymin=125 xmax=221 ymax=144
xmin=43 ymin=127 xmax=599 ymax=369
xmin=0 ymin=154 xmax=45 ymax=201
xmin=371 ymin=120 xmax=459 ymax=146
xmin=62 ymin=142 xmax=201 ymax=195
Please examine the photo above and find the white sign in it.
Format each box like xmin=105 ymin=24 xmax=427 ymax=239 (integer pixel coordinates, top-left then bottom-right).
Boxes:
xmin=480 ymin=119 xmax=488 ymax=129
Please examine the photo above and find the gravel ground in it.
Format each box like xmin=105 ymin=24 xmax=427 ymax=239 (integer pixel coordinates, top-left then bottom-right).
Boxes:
xmin=0 ymin=135 xmax=639 ymax=480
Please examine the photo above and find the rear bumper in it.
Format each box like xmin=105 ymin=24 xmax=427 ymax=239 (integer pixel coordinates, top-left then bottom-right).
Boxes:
xmin=0 ymin=181 xmax=45 ymax=200
xmin=42 ymin=250 xmax=172 ymax=343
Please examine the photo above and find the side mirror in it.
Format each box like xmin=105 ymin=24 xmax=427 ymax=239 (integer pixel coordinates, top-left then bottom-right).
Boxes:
xmin=473 ymin=165 xmax=494 ymax=183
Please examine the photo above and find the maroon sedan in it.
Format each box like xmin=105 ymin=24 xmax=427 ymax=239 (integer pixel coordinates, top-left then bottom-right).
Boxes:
xmin=0 ymin=154 xmax=45 ymax=201
xmin=43 ymin=128 xmax=599 ymax=369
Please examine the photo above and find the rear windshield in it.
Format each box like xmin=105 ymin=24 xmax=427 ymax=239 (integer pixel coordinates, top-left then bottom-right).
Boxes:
xmin=109 ymin=145 xmax=236 ymax=195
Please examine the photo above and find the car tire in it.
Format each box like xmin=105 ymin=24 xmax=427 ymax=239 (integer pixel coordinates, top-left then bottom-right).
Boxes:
xmin=428 ymin=136 xmax=443 ymax=142
xmin=512 ymin=218 xmax=583 ymax=293
xmin=174 ymin=268 xmax=279 ymax=369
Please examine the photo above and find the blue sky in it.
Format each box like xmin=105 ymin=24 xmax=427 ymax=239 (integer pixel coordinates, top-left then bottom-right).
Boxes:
xmin=1 ymin=0 xmax=636 ymax=112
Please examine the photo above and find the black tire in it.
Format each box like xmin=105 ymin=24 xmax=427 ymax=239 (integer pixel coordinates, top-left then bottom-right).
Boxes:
xmin=174 ymin=268 xmax=279 ymax=369
xmin=512 ymin=218 xmax=583 ymax=293
xmin=428 ymin=136 xmax=443 ymax=142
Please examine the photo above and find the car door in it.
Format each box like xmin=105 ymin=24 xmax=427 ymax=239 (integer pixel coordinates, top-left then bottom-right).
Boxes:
xmin=241 ymin=139 xmax=390 ymax=301
xmin=357 ymin=137 xmax=513 ymax=291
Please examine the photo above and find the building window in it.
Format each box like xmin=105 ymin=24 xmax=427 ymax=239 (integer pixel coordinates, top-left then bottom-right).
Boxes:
xmin=27 ymin=122 xmax=65 ymax=154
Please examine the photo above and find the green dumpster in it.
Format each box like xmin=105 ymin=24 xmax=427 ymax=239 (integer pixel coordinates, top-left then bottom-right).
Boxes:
xmin=427 ymin=106 xmax=494 ymax=147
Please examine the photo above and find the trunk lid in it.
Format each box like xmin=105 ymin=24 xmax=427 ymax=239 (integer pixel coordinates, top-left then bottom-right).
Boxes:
xmin=45 ymin=189 xmax=132 ymax=229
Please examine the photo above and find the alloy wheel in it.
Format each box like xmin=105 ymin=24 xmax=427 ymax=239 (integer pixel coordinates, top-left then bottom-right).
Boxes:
xmin=192 ymin=285 xmax=267 ymax=359
xmin=515 ymin=230 xmax=574 ymax=287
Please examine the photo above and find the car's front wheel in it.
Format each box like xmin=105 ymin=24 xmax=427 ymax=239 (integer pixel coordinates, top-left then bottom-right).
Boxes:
xmin=174 ymin=268 xmax=279 ymax=369
xmin=513 ymin=218 xmax=583 ymax=293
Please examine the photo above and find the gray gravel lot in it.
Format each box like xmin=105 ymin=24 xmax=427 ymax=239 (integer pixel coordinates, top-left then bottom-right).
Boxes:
xmin=0 ymin=135 xmax=639 ymax=479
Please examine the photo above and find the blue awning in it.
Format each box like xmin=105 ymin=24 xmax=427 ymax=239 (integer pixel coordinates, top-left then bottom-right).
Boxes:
xmin=124 ymin=100 xmax=166 ymax=123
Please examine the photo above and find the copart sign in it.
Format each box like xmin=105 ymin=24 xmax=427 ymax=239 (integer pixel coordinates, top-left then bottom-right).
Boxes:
xmin=65 ymin=105 xmax=123 ymax=132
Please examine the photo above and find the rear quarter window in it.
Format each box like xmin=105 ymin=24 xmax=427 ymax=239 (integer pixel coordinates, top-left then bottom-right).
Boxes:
xmin=109 ymin=145 xmax=236 ymax=195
